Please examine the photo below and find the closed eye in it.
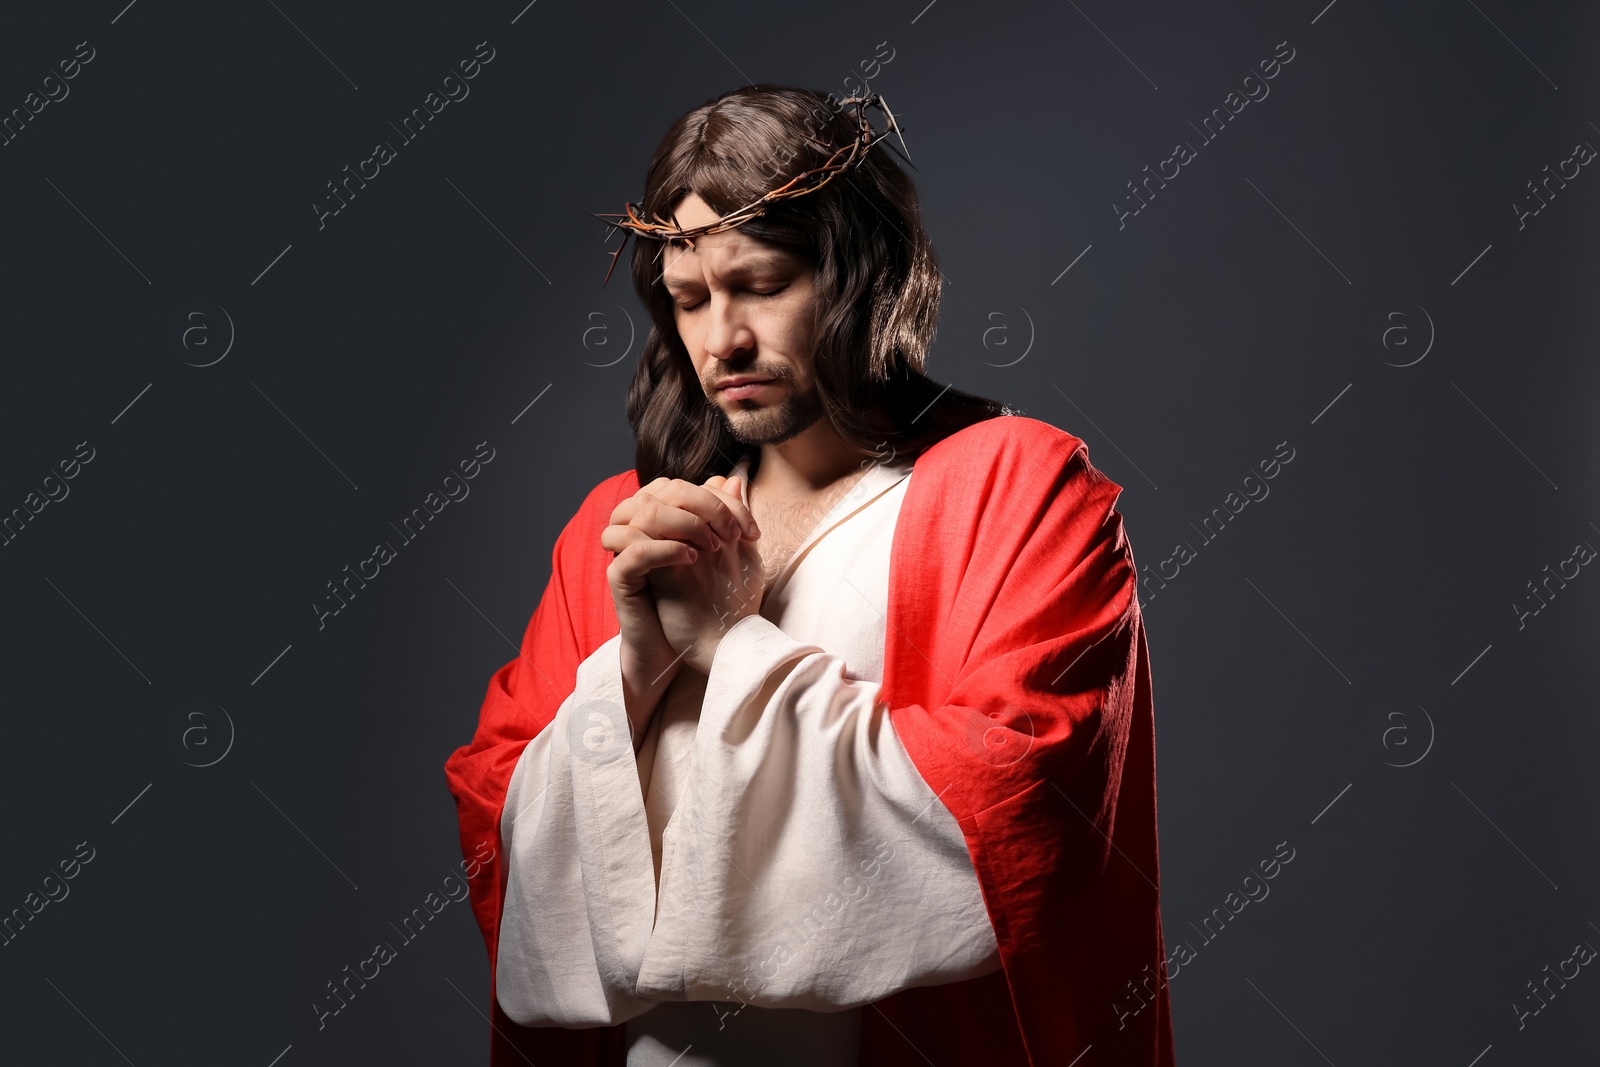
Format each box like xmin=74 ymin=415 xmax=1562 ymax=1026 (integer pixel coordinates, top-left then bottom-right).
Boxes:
xmin=673 ymin=284 xmax=789 ymax=312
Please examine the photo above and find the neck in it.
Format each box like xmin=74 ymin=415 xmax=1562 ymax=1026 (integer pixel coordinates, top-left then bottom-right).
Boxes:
xmin=750 ymin=420 xmax=865 ymax=502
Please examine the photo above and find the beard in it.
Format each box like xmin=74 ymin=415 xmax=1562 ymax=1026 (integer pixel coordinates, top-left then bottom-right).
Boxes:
xmin=706 ymin=373 xmax=824 ymax=446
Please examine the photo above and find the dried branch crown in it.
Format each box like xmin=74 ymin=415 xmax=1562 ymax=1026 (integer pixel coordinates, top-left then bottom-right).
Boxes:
xmin=591 ymin=92 xmax=909 ymax=286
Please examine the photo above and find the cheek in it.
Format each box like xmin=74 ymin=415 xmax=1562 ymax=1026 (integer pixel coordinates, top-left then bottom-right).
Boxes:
xmin=771 ymin=298 xmax=815 ymax=346
xmin=680 ymin=337 xmax=711 ymax=381
xmin=674 ymin=313 xmax=703 ymax=350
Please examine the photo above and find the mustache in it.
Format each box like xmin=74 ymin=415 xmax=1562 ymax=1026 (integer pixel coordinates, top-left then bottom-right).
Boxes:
xmin=705 ymin=365 xmax=791 ymax=391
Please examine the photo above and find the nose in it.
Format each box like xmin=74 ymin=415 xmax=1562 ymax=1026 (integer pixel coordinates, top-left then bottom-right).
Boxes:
xmin=702 ymin=292 xmax=755 ymax=363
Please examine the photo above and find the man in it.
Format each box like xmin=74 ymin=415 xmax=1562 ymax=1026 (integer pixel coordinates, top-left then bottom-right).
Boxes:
xmin=445 ymin=86 xmax=1175 ymax=1066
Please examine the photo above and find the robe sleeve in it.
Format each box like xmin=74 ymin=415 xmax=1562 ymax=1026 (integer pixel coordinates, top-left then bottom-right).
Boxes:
xmin=629 ymin=614 xmax=1003 ymax=1010
xmin=492 ymin=632 xmax=664 ymax=1027
xmin=442 ymin=472 xmax=637 ymax=1049
xmin=492 ymin=619 xmax=1000 ymax=1024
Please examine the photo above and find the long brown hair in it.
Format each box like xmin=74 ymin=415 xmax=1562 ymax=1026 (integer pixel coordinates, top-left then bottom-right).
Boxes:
xmin=623 ymin=85 xmax=1013 ymax=484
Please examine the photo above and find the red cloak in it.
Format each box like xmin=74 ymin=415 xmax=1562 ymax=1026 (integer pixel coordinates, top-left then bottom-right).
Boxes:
xmin=444 ymin=414 xmax=1175 ymax=1065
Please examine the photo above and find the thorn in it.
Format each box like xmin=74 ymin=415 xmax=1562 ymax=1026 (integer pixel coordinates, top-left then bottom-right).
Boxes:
xmin=601 ymin=236 xmax=627 ymax=288
xmin=880 ymin=134 xmax=917 ymax=171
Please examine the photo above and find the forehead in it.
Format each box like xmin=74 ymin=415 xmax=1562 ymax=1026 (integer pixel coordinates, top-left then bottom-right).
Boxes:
xmin=659 ymin=227 xmax=798 ymax=285
xmin=660 ymin=190 xmax=806 ymax=282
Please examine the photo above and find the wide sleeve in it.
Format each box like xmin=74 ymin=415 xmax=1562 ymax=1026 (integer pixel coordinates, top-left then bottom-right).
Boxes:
xmin=630 ymin=612 xmax=1001 ymax=1010
xmin=492 ymin=632 xmax=665 ymax=1028
xmin=495 ymin=613 xmax=1000 ymax=1024
xmin=441 ymin=472 xmax=636 ymax=1059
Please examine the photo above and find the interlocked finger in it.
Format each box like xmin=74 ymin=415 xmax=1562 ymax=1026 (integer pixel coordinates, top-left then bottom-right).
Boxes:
xmin=608 ymin=477 xmax=759 ymax=551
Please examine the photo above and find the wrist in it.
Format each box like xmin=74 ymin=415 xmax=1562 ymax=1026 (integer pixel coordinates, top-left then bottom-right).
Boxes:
xmin=691 ymin=605 xmax=756 ymax=674
xmin=619 ymin=648 xmax=680 ymax=749
xmin=685 ymin=638 xmax=719 ymax=677
xmin=696 ymin=609 xmax=768 ymax=676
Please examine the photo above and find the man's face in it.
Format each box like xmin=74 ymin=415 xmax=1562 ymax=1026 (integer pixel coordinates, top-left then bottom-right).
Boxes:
xmin=661 ymin=193 xmax=824 ymax=447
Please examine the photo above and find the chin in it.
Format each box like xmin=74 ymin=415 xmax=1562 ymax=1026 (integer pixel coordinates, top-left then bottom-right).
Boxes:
xmin=723 ymin=406 xmax=821 ymax=447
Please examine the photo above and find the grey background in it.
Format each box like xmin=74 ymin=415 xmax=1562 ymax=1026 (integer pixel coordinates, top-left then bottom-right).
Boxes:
xmin=1 ymin=0 xmax=1595 ymax=1063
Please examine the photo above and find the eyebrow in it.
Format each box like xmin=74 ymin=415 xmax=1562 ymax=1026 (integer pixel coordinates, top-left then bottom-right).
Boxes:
xmin=662 ymin=252 xmax=796 ymax=291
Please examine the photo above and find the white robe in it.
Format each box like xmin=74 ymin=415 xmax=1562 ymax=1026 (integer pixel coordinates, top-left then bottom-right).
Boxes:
xmin=494 ymin=454 xmax=1000 ymax=1066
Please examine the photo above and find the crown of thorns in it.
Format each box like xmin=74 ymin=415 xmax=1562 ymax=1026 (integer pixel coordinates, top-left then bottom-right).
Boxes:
xmin=591 ymin=92 xmax=910 ymax=287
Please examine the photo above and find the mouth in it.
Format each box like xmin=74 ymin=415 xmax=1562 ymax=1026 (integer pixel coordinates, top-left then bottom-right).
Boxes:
xmin=715 ymin=378 xmax=778 ymax=400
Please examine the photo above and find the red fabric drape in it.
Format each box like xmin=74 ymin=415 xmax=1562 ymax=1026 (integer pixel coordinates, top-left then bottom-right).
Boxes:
xmin=444 ymin=415 xmax=1175 ymax=1065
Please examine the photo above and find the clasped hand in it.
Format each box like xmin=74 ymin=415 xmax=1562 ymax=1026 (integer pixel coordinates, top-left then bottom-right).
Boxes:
xmin=602 ymin=474 xmax=765 ymax=691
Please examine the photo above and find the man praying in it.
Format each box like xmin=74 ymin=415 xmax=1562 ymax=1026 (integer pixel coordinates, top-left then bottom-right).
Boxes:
xmin=445 ymin=85 xmax=1174 ymax=1067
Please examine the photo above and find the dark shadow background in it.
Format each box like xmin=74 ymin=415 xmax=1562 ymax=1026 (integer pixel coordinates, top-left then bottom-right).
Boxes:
xmin=1 ymin=1 xmax=1596 ymax=1063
